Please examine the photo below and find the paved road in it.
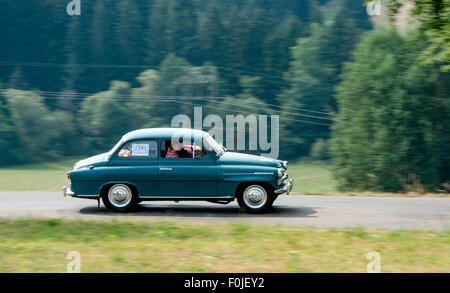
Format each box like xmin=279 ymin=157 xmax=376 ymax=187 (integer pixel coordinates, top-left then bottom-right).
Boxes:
xmin=0 ymin=192 xmax=449 ymax=230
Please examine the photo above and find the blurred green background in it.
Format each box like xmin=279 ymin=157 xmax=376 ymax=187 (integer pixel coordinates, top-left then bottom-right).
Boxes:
xmin=0 ymin=0 xmax=448 ymax=194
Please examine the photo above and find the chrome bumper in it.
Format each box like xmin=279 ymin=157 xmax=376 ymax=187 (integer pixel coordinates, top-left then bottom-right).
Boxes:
xmin=62 ymin=185 xmax=75 ymax=197
xmin=275 ymin=178 xmax=294 ymax=195
xmin=278 ymin=173 xmax=288 ymax=185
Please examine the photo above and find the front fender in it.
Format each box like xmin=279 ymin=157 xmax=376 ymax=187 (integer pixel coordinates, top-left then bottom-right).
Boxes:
xmin=217 ymin=165 xmax=278 ymax=196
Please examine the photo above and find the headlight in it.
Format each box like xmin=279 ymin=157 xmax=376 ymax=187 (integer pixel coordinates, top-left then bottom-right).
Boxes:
xmin=278 ymin=168 xmax=284 ymax=178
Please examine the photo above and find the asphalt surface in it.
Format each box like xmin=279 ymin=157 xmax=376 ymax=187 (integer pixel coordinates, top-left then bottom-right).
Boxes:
xmin=0 ymin=192 xmax=449 ymax=230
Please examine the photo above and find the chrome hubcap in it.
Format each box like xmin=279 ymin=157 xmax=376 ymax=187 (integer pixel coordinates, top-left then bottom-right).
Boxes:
xmin=108 ymin=184 xmax=132 ymax=208
xmin=243 ymin=185 xmax=267 ymax=209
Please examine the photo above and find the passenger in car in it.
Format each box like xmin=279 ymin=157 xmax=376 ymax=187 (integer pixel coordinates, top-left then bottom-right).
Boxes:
xmin=118 ymin=148 xmax=131 ymax=157
xmin=169 ymin=140 xmax=190 ymax=158
xmin=165 ymin=144 xmax=180 ymax=158
xmin=165 ymin=140 xmax=204 ymax=158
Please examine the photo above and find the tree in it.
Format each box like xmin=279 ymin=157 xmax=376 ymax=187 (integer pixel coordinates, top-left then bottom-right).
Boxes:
xmin=79 ymin=81 xmax=135 ymax=152
xmin=277 ymin=24 xmax=335 ymax=158
xmin=147 ymin=0 xmax=170 ymax=65
xmin=0 ymin=86 xmax=22 ymax=165
xmin=206 ymin=76 xmax=271 ymax=152
xmin=340 ymin=0 xmax=372 ymax=31
xmin=386 ymin=0 xmax=449 ymax=71
xmin=223 ymin=6 xmax=249 ymax=95
xmin=309 ymin=138 xmax=328 ymax=161
xmin=153 ymin=54 xmax=222 ymax=114
xmin=330 ymin=29 xmax=450 ymax=192
xmin=8 ymin=67 xmax=29 ymax=90
xmin=3 ymin=89 xmax=71 ymax=161
xmin=62 ymin=18 xmax=84 ymax=94
xmin=129 ymin=69 xmax=164 ymax=128
xmin=278 ymin=6 xmax=365 ymax=158
xmin=243 ymin=8 xmax=274 ymax=75
xmin=167 ymin=0 xmax=199 ymax=62
xmin=114 ymin=0 xmax=144 ymax=65
xmin=262 ymin=15 xmax=304 ymax=103
xmin=198 ymin=4 xmax=226 ymax=66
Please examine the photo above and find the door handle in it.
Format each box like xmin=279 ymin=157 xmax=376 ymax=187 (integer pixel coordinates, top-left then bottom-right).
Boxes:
xmin=160 ymin=168 xmax=172 ymax=171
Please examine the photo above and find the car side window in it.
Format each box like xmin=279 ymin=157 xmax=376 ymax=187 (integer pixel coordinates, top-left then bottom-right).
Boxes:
xmin=160 ymin=140 xmax=206 ymax=159
xmin=117 ymin=140 xmax=157 ymax=158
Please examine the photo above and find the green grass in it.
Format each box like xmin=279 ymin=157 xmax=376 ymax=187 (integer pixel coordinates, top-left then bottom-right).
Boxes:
xmin=0 ymin=219 xmax=448 ymax=273
xmin=0 ymin=158 xmax=337 ymax=194
xmin=288 ymin=160 xmax=338 ymax=194
xmin=0 ymin=158 xmax=78 ymax=191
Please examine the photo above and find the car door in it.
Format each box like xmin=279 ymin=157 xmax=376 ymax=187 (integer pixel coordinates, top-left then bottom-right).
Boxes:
xmin=158 ymin=139 xmax=217 ymax=197
xmin=107 ymin=139 xmax=158 ymax=197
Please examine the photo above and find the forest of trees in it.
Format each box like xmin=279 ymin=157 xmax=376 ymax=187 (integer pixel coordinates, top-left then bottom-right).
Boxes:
xmin=0 ymin=0 xmax=448 ymax=193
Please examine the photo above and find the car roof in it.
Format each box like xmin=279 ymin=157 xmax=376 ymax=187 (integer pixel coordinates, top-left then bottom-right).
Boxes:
xmin=122 ymin=128 xmax=209 ymax=141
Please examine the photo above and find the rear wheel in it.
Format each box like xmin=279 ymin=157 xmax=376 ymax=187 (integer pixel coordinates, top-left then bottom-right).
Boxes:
xmin=102 ymin=184 xmax=138 ymax=212
xmin=237 ymin=184 xmax=273 ymax=214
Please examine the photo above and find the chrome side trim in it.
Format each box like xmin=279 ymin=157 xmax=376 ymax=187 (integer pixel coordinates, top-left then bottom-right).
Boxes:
xmin=223 ymin=172 xmax=274 ymax=176
xmin=139 ymin=195 xmax=234 ymax=200
xmin=222 ymin=173 xmax=255 ymax=176
xmin=73 ymin=195 xmax=100 ymax=199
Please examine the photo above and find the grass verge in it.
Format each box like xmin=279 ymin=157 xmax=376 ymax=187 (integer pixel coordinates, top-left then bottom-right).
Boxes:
xmin=0 ymin=219 xmax=448 ymax=273
xmin=0 ymin=158 xmax=77 ymax=191
xmin=288 ymin=160 xmax=339 ymax=194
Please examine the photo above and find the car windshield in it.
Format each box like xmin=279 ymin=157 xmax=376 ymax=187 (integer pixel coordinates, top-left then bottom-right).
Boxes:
xmin=203 ymin=135 xmax=225 ymax=157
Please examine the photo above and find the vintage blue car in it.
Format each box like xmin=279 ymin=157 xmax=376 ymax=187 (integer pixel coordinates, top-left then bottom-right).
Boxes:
xmin=63 ymin=128 xmax=293 ymax=213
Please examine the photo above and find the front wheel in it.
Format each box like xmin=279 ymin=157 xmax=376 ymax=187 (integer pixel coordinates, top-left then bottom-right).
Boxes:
xmin=102 ymin=184 xmax=138 ymax=212
xmin=237 ymin=184 xmax=273 ymax=214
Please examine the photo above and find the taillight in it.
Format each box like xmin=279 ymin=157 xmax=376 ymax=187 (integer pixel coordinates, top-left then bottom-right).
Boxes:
xmin=67 ymin=172 xmax=70 ymax=180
